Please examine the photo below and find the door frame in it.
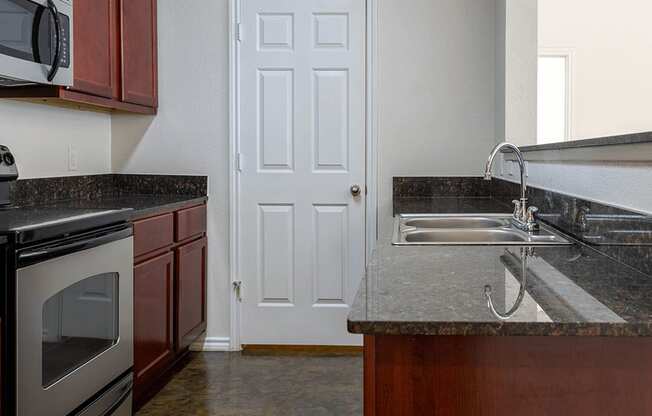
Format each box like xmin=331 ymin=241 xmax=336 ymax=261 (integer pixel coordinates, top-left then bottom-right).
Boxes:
xmin=228 ymin=0 xmax=378 ymax=351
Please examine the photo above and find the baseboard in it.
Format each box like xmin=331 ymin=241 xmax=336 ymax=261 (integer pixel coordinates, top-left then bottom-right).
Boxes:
xmin=242 ymin=344 xmax=363 ymax=356
xmin=190 ymin=337 xmax=232 ymax=352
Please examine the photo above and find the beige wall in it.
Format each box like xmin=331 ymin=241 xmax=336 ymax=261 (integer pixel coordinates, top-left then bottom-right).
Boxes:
xmin=377 ymin=0 xmax=499 ymax=232
xmin=0 ymin=100 xmax=111 ymax=179
xmin=112 ymin=0 xmax=231 ymax=341
xmin=539 ymin=0 xmax=652 ymax=139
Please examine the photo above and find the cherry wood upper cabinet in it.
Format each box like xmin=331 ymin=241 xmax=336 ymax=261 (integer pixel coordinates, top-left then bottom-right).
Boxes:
xmin=72 ymin=0 xmax=120 ymax=99
xmin=121 ymin=0 xmax=158 ymax=107
xmin=0 ymin=0 xmax=157 ymax=114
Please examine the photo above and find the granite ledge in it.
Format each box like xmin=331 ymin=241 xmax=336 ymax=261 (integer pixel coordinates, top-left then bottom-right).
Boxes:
xmin=119 ymin=195 xmax=209 ymax=220
xmin=347 ymin=321 xmax=652 ymax=337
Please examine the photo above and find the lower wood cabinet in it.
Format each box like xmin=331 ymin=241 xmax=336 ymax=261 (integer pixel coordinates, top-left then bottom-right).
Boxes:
xmin=175 ymin=237 xmax=207 ymax=351
xmin=133 ymin=252 xmax=174 ymax=402
xmin=132 ymin=204 xmax=207 ymax=409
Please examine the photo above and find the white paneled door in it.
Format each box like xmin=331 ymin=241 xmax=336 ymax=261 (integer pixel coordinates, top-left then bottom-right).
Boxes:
xmin=239 ymin=0 xmax=365 ymax=345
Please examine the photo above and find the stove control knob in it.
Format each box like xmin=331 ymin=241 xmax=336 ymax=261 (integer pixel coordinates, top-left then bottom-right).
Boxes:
xmin=3 ymin=153 xmax=15 ymax=166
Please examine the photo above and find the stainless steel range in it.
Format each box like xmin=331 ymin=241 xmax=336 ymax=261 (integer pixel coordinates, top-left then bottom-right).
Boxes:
xmin=0 ymin=146 xmax=135 ymax=416
xmin=16 ymin=225 xmax=134 ymax=416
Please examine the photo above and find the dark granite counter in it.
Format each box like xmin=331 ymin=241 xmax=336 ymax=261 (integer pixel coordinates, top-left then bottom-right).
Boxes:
xmin=90 ymin=194 xmax=208 ymax=219
xmin=348 ymin=197 xmax=652 ymax=337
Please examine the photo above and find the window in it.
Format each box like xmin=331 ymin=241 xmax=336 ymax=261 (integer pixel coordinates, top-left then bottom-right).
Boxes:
xmin=42 ymin=272 xmax=119 ymax=387
xmin=537 ymin=54 xmax=571 ymax=144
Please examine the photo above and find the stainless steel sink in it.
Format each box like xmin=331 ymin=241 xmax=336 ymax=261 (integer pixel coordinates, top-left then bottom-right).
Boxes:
xmin=393 ymin=214 xmax=571 ymax=246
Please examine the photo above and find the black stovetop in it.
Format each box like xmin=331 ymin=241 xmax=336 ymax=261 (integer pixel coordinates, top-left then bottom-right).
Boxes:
xmin=0 ymin=204 xmax=133 ymax=245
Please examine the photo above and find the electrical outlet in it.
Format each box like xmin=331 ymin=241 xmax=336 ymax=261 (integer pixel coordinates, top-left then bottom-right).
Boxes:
xmin=68 ymin=144 xmax=79 ymax=171
xmin=507 ymin=161 xmax=515 ymax=177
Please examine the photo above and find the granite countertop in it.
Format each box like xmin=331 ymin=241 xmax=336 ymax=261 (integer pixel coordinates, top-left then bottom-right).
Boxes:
xmin=88 ymin=194 xmax=208 ymax=219
xmin=348 ymin=197 xmax=652 ymax=337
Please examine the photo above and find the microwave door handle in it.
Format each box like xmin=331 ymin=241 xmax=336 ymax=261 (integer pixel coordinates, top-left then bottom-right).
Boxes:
xmin=46 ymin=0 xmax=61 ymax=82
xmin=31 ymin=7 xmax=45 ymax=63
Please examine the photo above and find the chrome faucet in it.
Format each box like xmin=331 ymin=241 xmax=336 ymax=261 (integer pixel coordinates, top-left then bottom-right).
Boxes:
xmin=483 ymin=142 xmax=539 ymax=231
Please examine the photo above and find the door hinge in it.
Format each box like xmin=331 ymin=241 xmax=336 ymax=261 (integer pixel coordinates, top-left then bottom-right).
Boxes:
xmin=235 ymin=152 xmax=243 ymax=172
xmin=236 ymin=23 xmax=243 ymax=42
xmin=233 ymin=280 xmax=243 ymax=302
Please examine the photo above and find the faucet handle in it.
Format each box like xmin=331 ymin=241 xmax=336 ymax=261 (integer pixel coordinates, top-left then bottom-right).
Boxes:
xmin=526 ymin=206 xmax=539 ymax=223
xmin=512 ymin=200 xmax=521 ymax=217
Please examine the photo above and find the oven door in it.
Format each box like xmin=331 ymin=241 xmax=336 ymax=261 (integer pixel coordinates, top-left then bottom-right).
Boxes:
xmin=16 ymin=234 xmax=133 ymax=416
xmin=0 ymin=0 xmax=72 ymax=86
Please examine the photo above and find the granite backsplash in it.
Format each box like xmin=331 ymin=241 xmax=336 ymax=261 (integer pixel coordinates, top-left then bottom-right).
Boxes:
xmin=394 ymin=177 xmax=652 ymax=277
xmin=8 ymin=174 xmax=207 ymax=207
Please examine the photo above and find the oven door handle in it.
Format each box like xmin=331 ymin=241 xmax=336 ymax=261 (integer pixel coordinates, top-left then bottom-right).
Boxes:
xmin=18 ymin=226 xmax=132 ymax=266
xmin=46 ymin=0 xmax=62 ymax=82
xmin=75 ymin=373 xmax=133 ymax=416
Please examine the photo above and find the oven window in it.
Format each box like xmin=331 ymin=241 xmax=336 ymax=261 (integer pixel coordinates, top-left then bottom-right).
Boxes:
xmin=42 ymin=272 xmax=119 ymax=388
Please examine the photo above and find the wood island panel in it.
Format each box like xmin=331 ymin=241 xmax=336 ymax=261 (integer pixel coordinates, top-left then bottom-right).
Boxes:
xmin=365 ymin=335 xmax=652 ymax=416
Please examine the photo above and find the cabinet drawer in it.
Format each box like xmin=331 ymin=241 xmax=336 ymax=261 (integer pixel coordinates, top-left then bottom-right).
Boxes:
xmin=175 ymin=205 xmax=207 ymax=242
xmin=134 ymin=213 xmax=174 ymax=258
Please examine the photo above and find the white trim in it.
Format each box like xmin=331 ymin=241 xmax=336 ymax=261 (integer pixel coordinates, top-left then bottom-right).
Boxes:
xmin=228 ymin=0 xmax=379 ymax=348
xmin=190 ymin=337 xmax=232 ymax=352
xmin=228 ymin=0 xmax=242 ymax=352
xmin=365 ymin=0 xmax=379 ymax=261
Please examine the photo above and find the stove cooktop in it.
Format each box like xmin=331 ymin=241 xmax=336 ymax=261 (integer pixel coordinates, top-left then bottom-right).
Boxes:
xmin=0 ymin=205 xmax=134 ymax=245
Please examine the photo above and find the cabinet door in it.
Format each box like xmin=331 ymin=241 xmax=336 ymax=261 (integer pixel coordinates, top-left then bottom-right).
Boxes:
xmin=134 ymin=252 xmax=174 ymax=396
xmin=175 ymin=237 xmax=207 ymax=351
xmin=72 ymin=0 xmax=120 ymax=98
xmin=121 ymin=0 xmax=158 ymax=107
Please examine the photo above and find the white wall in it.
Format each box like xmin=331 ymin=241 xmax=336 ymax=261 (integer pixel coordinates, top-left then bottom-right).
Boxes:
xmin=539 ymin=0 xmax=652 ymax=140
xmin=111 ymin=0 xmax=506 ymax=339
xmin=111 ymin=0 xmax=230 ymax=339
xmin=494 ymin=0 xmax=506 ymax=142
xmin=378 ymin=0 xmax=499 ymax=232
xmin=495 ymin=0 xmax=537 ymax=146
xmin=504 ymin=0 xmax=537 ymax=146
xmin=493 ymin=0 xmax=652 ymax=216
xmin=0 ymin=100 xmax=111 ymax=178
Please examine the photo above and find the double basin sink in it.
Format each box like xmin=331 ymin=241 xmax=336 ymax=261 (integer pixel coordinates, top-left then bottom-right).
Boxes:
xmin=393 ymin=214 xmax=571 ymax=246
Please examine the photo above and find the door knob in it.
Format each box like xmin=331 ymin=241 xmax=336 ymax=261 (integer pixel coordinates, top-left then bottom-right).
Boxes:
xmin=350 ymin=185 xmax=362 ymax=197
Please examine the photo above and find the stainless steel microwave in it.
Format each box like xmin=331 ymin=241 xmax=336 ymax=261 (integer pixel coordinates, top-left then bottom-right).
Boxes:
xmin=0 ymin=0 xmax=73 ymax=87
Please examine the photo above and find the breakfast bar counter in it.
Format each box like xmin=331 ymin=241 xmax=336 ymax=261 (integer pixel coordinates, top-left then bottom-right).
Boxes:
xmin=349 ymin=196 xmax=652 ymax=416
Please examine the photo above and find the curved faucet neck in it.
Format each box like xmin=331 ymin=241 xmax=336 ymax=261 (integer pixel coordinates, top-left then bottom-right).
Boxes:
xmin=484 ymin=142 xmax=527 ymax=200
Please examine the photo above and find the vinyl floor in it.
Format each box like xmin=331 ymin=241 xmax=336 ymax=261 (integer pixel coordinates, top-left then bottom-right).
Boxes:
xmin=136 ymin=352 xmax=363 ymax=416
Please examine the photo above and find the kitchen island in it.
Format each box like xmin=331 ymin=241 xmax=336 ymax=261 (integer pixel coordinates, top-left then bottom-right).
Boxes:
xmin=349 ymin=197 xmax=652 ymax=415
